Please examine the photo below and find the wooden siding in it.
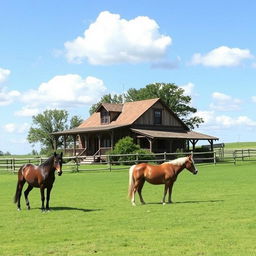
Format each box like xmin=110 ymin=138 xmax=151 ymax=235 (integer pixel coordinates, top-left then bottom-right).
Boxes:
xmin=134 ymin=102 xmax=182 ymax=127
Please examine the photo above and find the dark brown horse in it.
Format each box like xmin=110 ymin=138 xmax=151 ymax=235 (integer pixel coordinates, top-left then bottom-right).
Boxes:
xmin=14 ymin=152 xmax=63 ymax=211
xmin=128 ymin=155 xmax=198 ymax=206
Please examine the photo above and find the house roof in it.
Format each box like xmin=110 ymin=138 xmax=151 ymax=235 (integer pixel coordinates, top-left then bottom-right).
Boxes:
xmin=131 ymin=128 xmax=218 ymax=140
xmin=78 ymin=98 xmax=164 ymax=128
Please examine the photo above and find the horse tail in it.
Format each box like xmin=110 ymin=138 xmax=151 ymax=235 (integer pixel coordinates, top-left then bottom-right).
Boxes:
xmin=14 ymin=165 xmax=24 ymax=203
xmin=128 ymin=165 xmax=136 ymax=199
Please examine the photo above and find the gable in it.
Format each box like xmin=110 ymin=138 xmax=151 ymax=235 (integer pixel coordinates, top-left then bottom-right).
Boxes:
xmin=134 ymin=101 xmax=186 ymax=128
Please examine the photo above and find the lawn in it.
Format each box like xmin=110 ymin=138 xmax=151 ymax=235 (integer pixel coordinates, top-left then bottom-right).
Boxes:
xmin=0 ymin=162 xmax=256 ymax=256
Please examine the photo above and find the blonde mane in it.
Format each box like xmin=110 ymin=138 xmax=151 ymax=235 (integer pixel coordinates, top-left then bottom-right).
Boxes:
xmin=168 ymin=156 xmax=188 ymax=166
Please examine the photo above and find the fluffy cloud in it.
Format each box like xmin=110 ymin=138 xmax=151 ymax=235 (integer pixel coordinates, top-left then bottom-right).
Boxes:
xmin=216 ymin=115 xmax=256 ymax=127
xmin=21 ymin=74 xmax=107 ymax=108
xmin=3 ymin=123 xmax=30 ymax=133
xmin=15 ymin=106 xmax=40 ymax=117
xmin=191 ymin=46 xmax=253 ymax=67
xmin=0 ymin=87 xmax=20 ymax=106
xmin=210 ymin=92 xmax=242 ymax=111
xmin=0 ymin=68 xmax=11 ymax=83
xmin=196 ymin=111 xmax=256 ymax=129
xmin=64 ymin=11 xmax=171 ymax=65
xmin=180 ymin=82 xmax=195 ymax=96
xmin=252 ymin=96 xmax=256 ymax=103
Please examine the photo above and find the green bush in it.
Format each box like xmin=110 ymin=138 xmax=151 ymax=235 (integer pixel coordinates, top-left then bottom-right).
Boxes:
xmin=109 ymin=136 xmax=155 ymax=164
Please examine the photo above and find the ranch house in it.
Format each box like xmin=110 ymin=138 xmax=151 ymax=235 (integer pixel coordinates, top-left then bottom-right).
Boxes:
xmin=52 ymin=98 xmax=218 ymax=159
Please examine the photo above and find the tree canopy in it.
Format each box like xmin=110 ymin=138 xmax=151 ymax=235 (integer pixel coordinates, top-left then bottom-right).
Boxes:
xmin=89 ymin=83 xmax=203 ymax=129
xmin=27 ymin=109 xmax=83 ymax=154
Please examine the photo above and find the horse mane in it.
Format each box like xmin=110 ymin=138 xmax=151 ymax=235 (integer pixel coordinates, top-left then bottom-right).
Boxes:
xmin=168 ymin=156 xmax=188 ymax=166
xmin=40 ymin=155 xmax=54 ymax=167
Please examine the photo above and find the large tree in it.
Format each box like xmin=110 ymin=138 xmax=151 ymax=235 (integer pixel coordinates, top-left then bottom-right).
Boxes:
xmin=90 ymin=83 xmax=203 ymax=129
xmin=27 ymin=109 xmax=83 ymax=154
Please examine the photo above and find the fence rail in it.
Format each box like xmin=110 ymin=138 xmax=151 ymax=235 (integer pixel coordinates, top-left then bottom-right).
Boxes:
xmin=0 ymin=149 xmax=255 ymax=173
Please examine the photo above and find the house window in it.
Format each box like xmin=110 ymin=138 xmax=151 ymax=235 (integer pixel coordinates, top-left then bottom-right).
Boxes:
xmin=101 ymin=110 xmax=110 ymax=124
xmin=154 ymin=109 xmax=162 ymax=125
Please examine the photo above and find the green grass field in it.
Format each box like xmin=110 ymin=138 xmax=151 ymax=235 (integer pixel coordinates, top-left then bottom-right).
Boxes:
xmin=1 ymin=162 xmax=256 ymax=256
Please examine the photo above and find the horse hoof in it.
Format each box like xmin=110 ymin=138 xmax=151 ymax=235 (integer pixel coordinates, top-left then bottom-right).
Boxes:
xmin=17 ymin=208 xmax=21 ymax=211
xmin=27 ymin=206 xmax=30 ymax=210
xmin=132 ymin=202 xmax=136 ymax=206
xmin=162 ymin=202 xmax=166 ymax=205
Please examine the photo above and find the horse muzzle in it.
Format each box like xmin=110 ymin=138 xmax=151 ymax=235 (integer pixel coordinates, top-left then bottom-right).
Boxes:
xmin=193 ymin=169 xmax=198 ymax=175
xmin=57 ymin=170 xmax=62 ymax=176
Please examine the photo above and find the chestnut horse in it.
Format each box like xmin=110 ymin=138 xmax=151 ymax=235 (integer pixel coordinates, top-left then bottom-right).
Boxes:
xmin=128 ymin=155 xmax=198 ymax=206
xmin=14 ymin=152 xmax=63 ymax=211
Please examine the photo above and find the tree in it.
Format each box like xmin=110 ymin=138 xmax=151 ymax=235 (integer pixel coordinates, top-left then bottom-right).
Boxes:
xmin=89 ymin=93 xmax=124 ymax=115
xmin=90 ymin=83 xmax=204 ymax=129
xmin=27 ymin=109 xmax=82 ymax=154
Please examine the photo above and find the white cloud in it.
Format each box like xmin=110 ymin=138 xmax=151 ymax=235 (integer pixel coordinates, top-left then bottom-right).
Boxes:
xmin=196 ymin=109 xmax=256 ymax=130
xmin=0 ymin=68 xmax=11 ymax=83
xmin=0 ymin=87 xmax=20 ymax=106
xmin=216 ymin=115 xmax=256 ymax=128
xmin=15 ymin=106 xmax=40 ymax=117
xmin=252 ymin=96 xmax=256 ymax=103
xmin=210 ymin=92 xmax=242 ymax=111
xmin=191 ymin=46 xmax=253 ymax=67
xmin=3 ymin=123 xmax=30 ymax=133
xmin=180 ymin=82 xmax=195 ymax=96
xmin=21 ymin=74 xmax=107 ymax=108
xmin=64 ymin=11 xmax=172 ymax=65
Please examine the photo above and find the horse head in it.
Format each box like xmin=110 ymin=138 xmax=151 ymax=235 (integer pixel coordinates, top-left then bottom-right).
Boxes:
xmin=185 ymin=155 xmax=198 ymax=175
xmin=53 ymin=152 xmax=63 ymax=176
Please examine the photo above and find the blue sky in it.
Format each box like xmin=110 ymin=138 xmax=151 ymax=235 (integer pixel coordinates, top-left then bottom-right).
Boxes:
xmin=1 ymin=0 xmax=256 ymax=154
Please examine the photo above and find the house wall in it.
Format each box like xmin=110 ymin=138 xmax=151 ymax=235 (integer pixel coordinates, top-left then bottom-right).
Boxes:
xmin=134 ymin=102 xmax=182 ymax=127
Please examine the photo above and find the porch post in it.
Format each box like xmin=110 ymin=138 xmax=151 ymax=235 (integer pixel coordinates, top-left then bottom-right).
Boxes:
xmin=53 ymin=135 xmax=58 ymax=151
xmin=63 ymin=135 xmax=67 ymax=154
xmin=208 ymin=140 xmax=214 ymax=151
xmin=73 ymin=135 xmax=77 ymax=156
xmin=111 ymin=131 xmax=114 ymax=150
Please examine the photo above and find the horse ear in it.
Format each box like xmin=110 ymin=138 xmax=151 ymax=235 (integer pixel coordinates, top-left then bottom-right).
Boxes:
xmin=54 ymin=152 xmax=57 ymax=157
xmin=60 ymin=152 xmax=63 ymax=158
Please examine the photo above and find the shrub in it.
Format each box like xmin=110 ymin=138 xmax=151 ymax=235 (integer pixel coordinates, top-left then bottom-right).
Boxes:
xmin=109 ymin=136 xmax=155 ymax=165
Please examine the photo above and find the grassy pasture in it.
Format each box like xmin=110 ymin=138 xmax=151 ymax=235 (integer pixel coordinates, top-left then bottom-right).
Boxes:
xmin=0 ymin=162 xmax=256 ymax=256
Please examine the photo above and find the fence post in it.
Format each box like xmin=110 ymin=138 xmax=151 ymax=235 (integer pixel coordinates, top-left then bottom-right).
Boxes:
xmin=164 ymin=152 xmax=166 ymax=162
xmin=108 ymin=155 xmax=112 ymax=172
xmin=233 ymin=151 xmax=236 ymax=165
xmin=136 ymin=152 xmax=139 ymax=164
xmin=213 ymin=151 xmax=216 ymax=165
xmin=12 ymin=158 xmax=15 ymax=172
xmin=76 ymin=156 xmax=79 ymax=172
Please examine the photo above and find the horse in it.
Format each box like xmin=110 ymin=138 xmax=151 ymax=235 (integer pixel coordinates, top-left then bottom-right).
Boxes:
xmin=14 ymin=152 xmax=63 ymax=211
xmin=128 ymin=154 xmax=198 ymax=206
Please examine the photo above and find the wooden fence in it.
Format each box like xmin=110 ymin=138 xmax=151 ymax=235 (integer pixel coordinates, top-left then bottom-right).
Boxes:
xmin=0 ymin=149 xmax=255 ymax=173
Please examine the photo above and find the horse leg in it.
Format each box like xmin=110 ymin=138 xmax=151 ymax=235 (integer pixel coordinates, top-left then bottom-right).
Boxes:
xmin=24 ymin=185 xmax=33 ymax=210
xmin=16 ymin=179 xmax=26 ymax=211
xmin=137 ymin=179 xmax=146 ymax=205
xmin=40 ymin=187 xmax=45 ymax=211
xmin=162 ymin=184 xmax=169 ymax=205
xmin=131 ymin=179 xmax=141 ymax=206
xmin=46 ymin=185 xmax=53 ymax=211
xmin=168 ymin=182 xmax=174 ymax=204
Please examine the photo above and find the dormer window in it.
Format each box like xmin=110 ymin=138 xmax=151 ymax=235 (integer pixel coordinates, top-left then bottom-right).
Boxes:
xmin=101 ymin=109 xmax=110 ymax=124
xmin=153 ymin=109 xmax=162 ymax=125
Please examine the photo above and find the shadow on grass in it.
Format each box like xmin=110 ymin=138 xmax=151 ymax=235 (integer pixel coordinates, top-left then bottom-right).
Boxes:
xmin=24 ymin=207 xmax=103 ymax=212
xmin=50 ymin=206 xmax=102 ymax=212
xmin=147 ymin=199 xmax=224 ymax=205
